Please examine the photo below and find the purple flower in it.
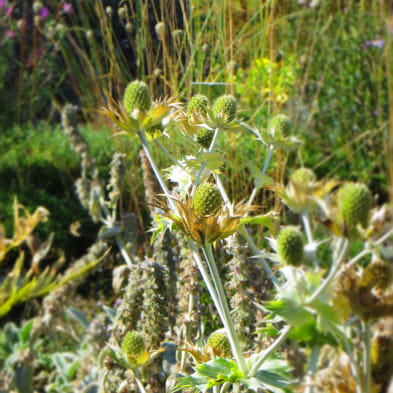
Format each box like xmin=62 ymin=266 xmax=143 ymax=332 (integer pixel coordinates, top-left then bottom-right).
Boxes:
xmin=63 ymin=2 xmax=72 ymax=14
xmin=40 ymin=6 xmax=49 ymax=19
xmin=0 ymin=0 xmax=7 ymax=10
xmin=364 ymin=39 xmax=385 ymax=49
xmin=6 ymin=6 xmax=12 ymax=16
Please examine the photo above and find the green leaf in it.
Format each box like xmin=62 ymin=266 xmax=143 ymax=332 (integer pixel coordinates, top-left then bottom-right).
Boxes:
xmin=20 ymin=320 xmax=34 ymax=344
xmin=240 ymin=212 xmax=277 ymax=230
xmin=265 ymin=298 xmax=314 ymax=327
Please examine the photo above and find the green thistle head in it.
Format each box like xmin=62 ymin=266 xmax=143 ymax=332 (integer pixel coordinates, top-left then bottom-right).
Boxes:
xmin=123 ymin=81 xmax=151 ymax=113
xmin=268 ymin=114 xmax=292 ymax=137
xmin=121 ymin=331 xmax=146 ymax=365
xmin=337 ymin=182 xmax=372 ymax=237
xmin=290 ymin=167 xmax=316 ymax=187
xmin=360 ymin=260 xmax=393 ymax=291
xmin=187 ymin=94 xmax=209 ymax=117
xmin=277 ymin=226 xmax=304 ymax=266
xmin=196 ymin=128 xmax=214 ymax=149
xmin=193 ymin=183 xmax=222 ymax=216
xmin=205 ymin=331 xmax=232 ymax=358
xmin=212 ymin=95 xmax=237 ymax=123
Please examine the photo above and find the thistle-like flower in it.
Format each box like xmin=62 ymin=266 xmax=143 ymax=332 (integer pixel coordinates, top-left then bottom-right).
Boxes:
xmin=204 ymin=330 xmax=232 ymax=358
xmin=277 ymin=226 xmax=304 ymax=266
xmin=157 ymin=191 xmax=252 ymax=244
xmin=336 ymin=182 xmax=373 ymax=238
xmin=121 ymin=331 xmax=148 ymax=368
xmin=193 ymin=183 xmax=222 ymax=216
xmin=259 ymin=114 xmax=302 ymax=150
xmin=196 ymin=128 xmax=214 ymax=148
xmin=212 ymin=95 xmax=237 ymax=124
xmin=100 ymin=80 xmax=172 ymax=139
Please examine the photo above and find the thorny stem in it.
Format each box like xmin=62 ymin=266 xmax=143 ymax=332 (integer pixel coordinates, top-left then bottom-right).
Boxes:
xmin=363 ymin=320 xmax=372 ymax=393
xmin=307 ymin=238 xmax=349 ymax=305
xmin=191 ymin=127 xmax=220 ymax=196
xmin=247 ymin=144 xmax=275 ymax=206
xmin=248 ymin=324 xmax=291 ymax=377
xmin=203 ymin=241 xmax=248 ymax=374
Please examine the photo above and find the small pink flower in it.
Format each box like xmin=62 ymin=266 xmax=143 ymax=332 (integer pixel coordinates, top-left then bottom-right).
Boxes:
xmin=63 ymin=2 xmax=72 ymax=14
xmin=6 ymin=29 xmax=15 ymax=39
xmin=6 ymin=6 xmax=12 ymax=16
xmin=0 ymin=0 xmax=7 ymax=10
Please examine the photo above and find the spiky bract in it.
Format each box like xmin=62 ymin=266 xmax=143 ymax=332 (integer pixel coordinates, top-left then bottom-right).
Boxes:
xmin=212 ymin=95 xmax=237 ymax=123
xmin=193 ymin=183 xmax=222 ymax=216
xmin=123 ymin=81 xmax=151 ymax=113
xmin=277 ymin=226 xmax=304 ymax=266
xmin=337 ymin=182 xmax=372 ymax=238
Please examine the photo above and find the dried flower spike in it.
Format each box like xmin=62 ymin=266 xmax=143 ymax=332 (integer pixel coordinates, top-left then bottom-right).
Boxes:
xmin=123 ymin=80 xmax=151 ymax=114
xmin=193 ymin=183 xmax=222 ymax=216
xmin=277 ymin=226 xmax=304 ymax=266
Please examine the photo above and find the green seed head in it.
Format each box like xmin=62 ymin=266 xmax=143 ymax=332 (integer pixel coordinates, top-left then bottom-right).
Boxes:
xmin=193 ymin=183 xmax=222 ymax=216
xmin=121 ymin=331 xmax=146 ymax=359
xmin=187 ymin=94 xmax=209 ymax=117
xmin=123 ymin=81 xmax=151 ymax=113
xmin=277 ymin=226 xmax=304 ymax=266
xmin=205 ymin=331 xmax=232 ymax=358
xmin=196 ymin=128 xmax=214 ymax=148
xmin=268 ymin=114 xmax=292 ymax=137
xmin=212 ymin=95 xmax=237 ymax=123
xmin=337 ymin=182 xmax=372 ymax=237
xmin=290 ymin=167 xmax=317 ymax=187
xmin=360 ymin=260 xmax=393 ymax=291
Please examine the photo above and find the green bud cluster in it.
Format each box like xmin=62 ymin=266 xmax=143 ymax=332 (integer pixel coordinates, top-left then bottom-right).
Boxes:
xmin=196 ymin=128 xmax=214 ymax=148
xmin=268 ymin=114 xmax=292 ymax=136
xmin=212 ymin=95 xmax=237 ymax=123
xmin=193 ymin=183 xmax=222 ymax=216
xmin=290 ymin=167 xmax=316 ymax=187
xmin=121 ymin=331 xmax=145 ymax=359
xmin=187 ymin=94 xmax=209 ymax=117
xmin=277 ymin=226 xmax=304 ymax=266
xmin=205 ymin=331 xmax=232 ymax=358
xmin=123 ymin=80 xmax=151 ymax=113
xmin=337 ymin=182 xmax=372 ymax=237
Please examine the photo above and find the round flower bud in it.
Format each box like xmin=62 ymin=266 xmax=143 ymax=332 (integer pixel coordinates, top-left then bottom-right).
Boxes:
xmin=212 ymin=95 xmax=237 ymax=123
xmin=193 ymin=183 xmax=222 ymax=216
xmin=121 ymin=331 xmax=146 ymax=364
xmin=290 ymin=167 xmax=316 ymax=187
xmin=337 ymin=182 xmax=372 ymax=238
xmin=187 ymin=94 xmax=209 ymax=117
xmin=123 ymin=80 xmax=151 ymax=113
xmin=277 ymin=226 xmax=304 ymax=266
xmin=205 ymin=331 xmax=232 ymax=358
xmin=268 ymin=114 xmax=292 ymax=136
xmin=196 ymin=128 xmax=214 ymax=148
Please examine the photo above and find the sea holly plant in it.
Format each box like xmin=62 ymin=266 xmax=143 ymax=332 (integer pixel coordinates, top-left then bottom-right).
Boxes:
xmin=102 ymin=80 xmax=393 ymax=393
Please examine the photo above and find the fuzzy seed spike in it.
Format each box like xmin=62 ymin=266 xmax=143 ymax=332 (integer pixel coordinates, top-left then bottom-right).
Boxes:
xmin=123 ymin=80 xmax=151 ymax=113
xmin=277 ymin=226 xmax=304 ymax=266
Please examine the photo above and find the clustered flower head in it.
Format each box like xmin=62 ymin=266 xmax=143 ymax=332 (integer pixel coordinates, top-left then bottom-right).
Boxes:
xmin=277 ymin=226 xmax=304 ymax=266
